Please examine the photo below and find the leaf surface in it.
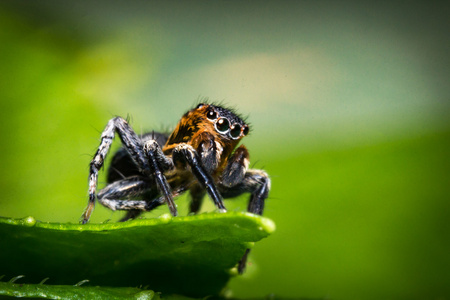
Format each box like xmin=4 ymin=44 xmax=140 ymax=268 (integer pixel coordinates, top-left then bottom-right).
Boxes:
xmin=0 ymin=212 xmax=275 ymax=297
xmin=0 ymin=281 xmax=159 ymax=300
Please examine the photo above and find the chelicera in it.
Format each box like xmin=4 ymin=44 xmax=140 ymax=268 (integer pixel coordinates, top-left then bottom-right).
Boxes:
xmin=81 ymin=103 xmax=270 ymax=273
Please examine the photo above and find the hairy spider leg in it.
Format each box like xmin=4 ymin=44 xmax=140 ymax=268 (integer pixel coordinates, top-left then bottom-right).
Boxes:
xmin=82 ymin=117 xmax=150 ymax=223
xmin=218 ymin=146 xmax=268 ymax=273
xmin=97 ymin=175 xmax=189 ymax=221
xmin=172 ymin=144 xmax=227 ymax=211
xmin=219 ymin=168 xmax=271 ymax=273
xmin=220 ymin=169 xmax=270 ymax=214
xmin=245 ymin=170 xmax=270 ymax=215
xmin=97 ymin=176 xmax=163 ymax=211
xmin=81 ymin=117 xmax=176 ymax=224
xmin=186 ymin=132 xmax=222 ymax=214
xmin=143 ymin=139 xmax=177 ymax=216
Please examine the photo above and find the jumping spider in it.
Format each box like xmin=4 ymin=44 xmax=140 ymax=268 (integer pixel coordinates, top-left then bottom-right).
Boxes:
xmin=81 ymin=103 xmax=270 ymax=273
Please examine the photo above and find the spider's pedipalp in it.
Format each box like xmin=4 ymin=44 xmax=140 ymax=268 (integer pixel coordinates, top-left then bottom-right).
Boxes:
xmin=221 ymin=145 xmax=249 ymax=188
xmin=192 ymin=131 xmax=223 ymax=174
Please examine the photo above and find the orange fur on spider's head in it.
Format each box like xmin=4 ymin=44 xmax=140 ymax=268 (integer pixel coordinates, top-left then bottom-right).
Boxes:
xmin=163 ymin=103 xmax=249 ymax=159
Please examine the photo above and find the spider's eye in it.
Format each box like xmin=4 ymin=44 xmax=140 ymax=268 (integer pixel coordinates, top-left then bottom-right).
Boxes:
xmin=207 ymin=110 xmax=218 ymax=120
xmin=215 ymin=118 xmax=230 ymax=133
xmin=230 ymin=124 xmax=241 ymax=139
xmin=243 ymin=125 xmax=249 ymax=136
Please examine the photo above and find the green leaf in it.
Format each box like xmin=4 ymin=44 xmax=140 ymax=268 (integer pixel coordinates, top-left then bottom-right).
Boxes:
xmin=0 ymin=212 xmax=275 ymax=297
xmin=0 ymin=281 xmax=159 ymax=300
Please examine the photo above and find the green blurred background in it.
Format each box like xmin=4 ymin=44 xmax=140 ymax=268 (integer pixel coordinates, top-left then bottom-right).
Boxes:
xmin=0 ymin=1 xmax=449 ymax=299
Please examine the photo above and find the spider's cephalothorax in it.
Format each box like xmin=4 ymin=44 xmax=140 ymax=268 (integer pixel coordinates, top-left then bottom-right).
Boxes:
xmin=81 ymin=103 xmax=270 ymax=273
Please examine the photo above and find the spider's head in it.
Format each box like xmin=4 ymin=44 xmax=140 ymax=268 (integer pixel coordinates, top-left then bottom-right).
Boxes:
xmin=196 ymin=103 xmax=249 ymax=141
xmin=165 ymin=103 xmax=249 ymax=153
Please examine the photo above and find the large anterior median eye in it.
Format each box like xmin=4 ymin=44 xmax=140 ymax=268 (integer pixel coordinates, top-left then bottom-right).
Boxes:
xmin=215 ymin=118 xmax=230 ymax=133
xmin=230 ymin=124 xmax=241 ymax=139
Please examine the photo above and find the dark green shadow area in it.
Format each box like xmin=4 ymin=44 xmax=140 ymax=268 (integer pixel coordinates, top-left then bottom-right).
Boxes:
xmin=0 ymin=212 xmax=275 ymax=298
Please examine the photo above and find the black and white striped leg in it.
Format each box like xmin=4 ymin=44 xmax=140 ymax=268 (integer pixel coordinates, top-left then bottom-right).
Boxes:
xmin=220 ymin=169 xmax=271 ymax=273
xmin=82 ymin=117 xmax=152 ymax=224
xmin=172 ymin=144 xmax=226 ymax=211
xmin=97 ymin=176 xmax=165 ymax=212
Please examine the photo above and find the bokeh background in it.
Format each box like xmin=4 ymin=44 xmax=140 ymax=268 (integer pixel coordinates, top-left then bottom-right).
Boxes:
xmin=0 ymin=1 xmax=449 ymax=299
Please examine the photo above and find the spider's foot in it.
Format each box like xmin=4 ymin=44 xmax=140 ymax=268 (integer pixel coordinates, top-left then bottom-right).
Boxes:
xmin=81 ymin=202 xmax=95 ymax=224
xmin=167 ymin=198 xmax=178 ymax=217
